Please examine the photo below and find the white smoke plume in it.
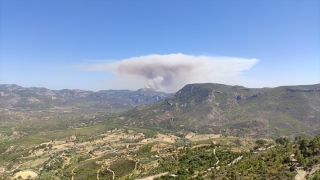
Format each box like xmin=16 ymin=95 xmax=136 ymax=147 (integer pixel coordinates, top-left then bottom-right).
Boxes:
xmin=81 ymin=53 xmax=259 ymax=92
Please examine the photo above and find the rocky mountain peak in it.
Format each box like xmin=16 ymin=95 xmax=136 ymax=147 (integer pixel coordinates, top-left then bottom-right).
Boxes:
xmin=0 ymin=84 xmax=24 ymax=91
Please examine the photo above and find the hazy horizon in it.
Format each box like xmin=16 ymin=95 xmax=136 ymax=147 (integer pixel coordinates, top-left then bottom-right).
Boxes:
xmin=1 ymin=82 xmax=320 ymax=94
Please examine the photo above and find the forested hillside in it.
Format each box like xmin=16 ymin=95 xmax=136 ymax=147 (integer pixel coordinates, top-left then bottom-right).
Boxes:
xmin=155 ymin=134 xmax=320 ymax=180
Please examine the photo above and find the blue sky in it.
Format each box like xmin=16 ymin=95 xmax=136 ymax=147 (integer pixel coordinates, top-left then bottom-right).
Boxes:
xmin=0 ymin=0 xmax=319 ymax=92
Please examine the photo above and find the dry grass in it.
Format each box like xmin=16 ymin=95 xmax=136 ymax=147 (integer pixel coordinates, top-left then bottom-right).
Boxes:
xmin=185 ymin=132 xmax=221 ymax=141
xmin=13 ymin=170 xmax=38 ymax=179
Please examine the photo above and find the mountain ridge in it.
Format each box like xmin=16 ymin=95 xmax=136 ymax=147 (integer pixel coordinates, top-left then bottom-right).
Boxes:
xmin=113 ymin=83 xmax=320 ymax=138
xmin=2 ymin=83 xmax=320 ymax=138
xmin=0 ymin=84 xmax=169 ymax=110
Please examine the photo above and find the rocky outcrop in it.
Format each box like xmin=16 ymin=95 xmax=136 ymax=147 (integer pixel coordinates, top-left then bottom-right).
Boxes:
xmin=224 ymin=100 xmax=239 ymax=109
xmin=247 ymin=93 xmax=262 ymax=99
xmin=231 ymin=93 xmax=246 ymax=100
xmin=286 ymin=88 xmax=320 ymax=92
xmin=208 ymin=108 xmax=222 ymax=118
xmin=0 ymin=84 xmax=24 ymax=91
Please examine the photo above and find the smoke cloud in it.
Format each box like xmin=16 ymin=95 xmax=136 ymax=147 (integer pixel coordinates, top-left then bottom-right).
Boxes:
xmin=81 ymin=53 xmax=259 ymax=92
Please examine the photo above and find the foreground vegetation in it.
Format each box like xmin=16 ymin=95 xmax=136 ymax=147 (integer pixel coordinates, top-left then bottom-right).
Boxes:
xmin=154 ymin=135 xmax=320 ymax=180
xmin=1 ymin=106 xmax=320 ymax=180
xmin=1 ymin=123 xmax=320 ymax=179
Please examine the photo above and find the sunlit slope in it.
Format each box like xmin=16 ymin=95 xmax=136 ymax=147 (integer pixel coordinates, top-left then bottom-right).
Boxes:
xmin=116 ymin=83 xmax=320 ymax=138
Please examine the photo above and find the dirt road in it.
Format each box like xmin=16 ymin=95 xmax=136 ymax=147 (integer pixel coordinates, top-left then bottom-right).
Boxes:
xmin=136 ymin=172 xmax=168 ymax=180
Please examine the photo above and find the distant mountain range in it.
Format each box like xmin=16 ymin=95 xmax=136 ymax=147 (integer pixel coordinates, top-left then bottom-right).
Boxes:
xmin=2 ymin=83 xmax=320 ymax=138
xmin=0 ymin=84 xmax=169 ymax=111
xmin=113 ymin=83 xmax=320 ymax=138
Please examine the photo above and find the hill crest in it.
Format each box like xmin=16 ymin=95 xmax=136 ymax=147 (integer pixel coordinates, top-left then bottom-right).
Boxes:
xmin=114 ymin=83 xmax=320 ymax=138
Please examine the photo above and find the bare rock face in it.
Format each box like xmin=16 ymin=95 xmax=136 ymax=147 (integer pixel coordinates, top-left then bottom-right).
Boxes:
xmin=224 ymin=100 xmax=239 ymax=109
xmin=0 ymin=84 xmax=24 ymax=91
xmin=208 ymin=108 xmax=222 ymax=119
xmin=231 ymin=93 xmax=246 ymax=100
xmin=179 ymin=103 xmax=187 ymax=108
xmin=166 ymin=100 xmax=173 ymax=106
xmin=247 ymin=93 xmax=262 ymax=99
xmin=209 ymin=91 xmax=215 ymax=99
